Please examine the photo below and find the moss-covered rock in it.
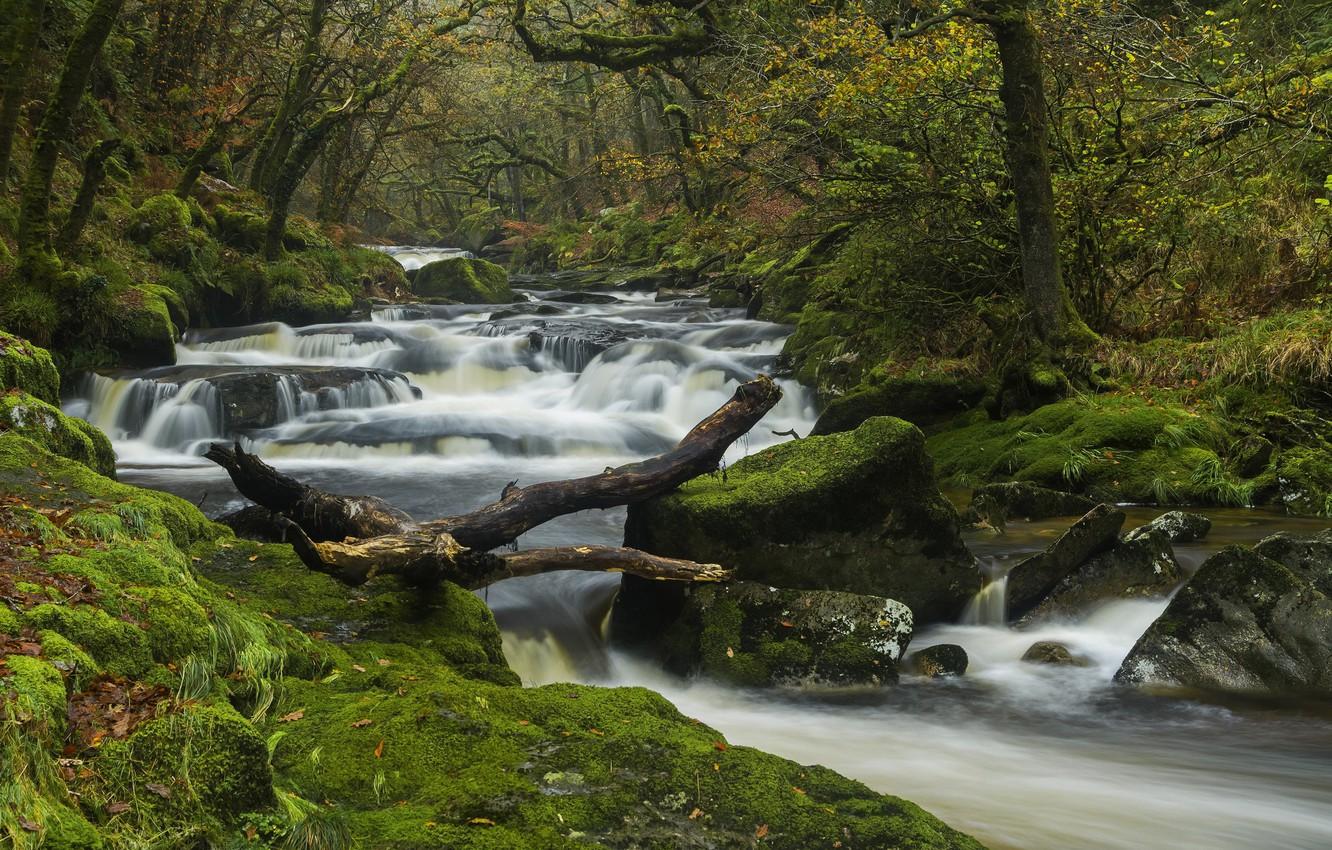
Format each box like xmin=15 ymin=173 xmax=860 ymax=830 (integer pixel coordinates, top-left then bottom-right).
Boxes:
xmin=908 ymin=644 xmax=969 ymax=678
xmin=1115 ymin=533 xmax=1332 ymax=697
xmin=658 ymin=581 xmax=913 ymax=688
xmin=623 ymin=417 xmax=980 ymax=627
xmin=0 ymin=391 xmax=116 ymax=477
xmin=0 ymin=331 xmax=60 ymax=404
xmin=127 ymin=193 xmax=191 ymax=241
xmin=412 ymin=257 xmax=513 ymax=303
xmin=927 ymin=393 xmax=1258 ymax=506
xmin=1276 ymin=445 xmax=1332 ymax=517
xmin=103 ymin=285 xmax=177 ymax=368
xmin=813 ymin=371 xmax=987 ymax=435
xmin=967 ymin=481 xmax=1097 ymax=527
xmin=1124 ymin=511 xmax=1212 ymax=544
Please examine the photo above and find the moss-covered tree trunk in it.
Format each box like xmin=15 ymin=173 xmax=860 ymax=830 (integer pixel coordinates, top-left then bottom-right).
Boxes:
xmin=248 ymin=0 xmax=329 ymax=194
xmin=16 ymin=0 xmax=125 ymax=272
xmin=58 ymin=138 xmax=121 ymax=245
xmin=980 ymin=0 xmax=1080 ymax=341
xmin=0 ymin=0 xmax=46 ymax=189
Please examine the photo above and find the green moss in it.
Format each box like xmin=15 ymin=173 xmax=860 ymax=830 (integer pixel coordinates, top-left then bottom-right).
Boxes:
xmin=103 ymin=285 xmax=177 ymax=368
xmin=127 ymin=586 xmax=212 ymax=662
xmin=128 ymin=194 xmax=191 ymax=239
xmin=21 ymin=604 xmax=152 ymax=678
xmin=1 ymin=656 xmax=67 ymax=733
xmin=1276 ymin=445 xmax=1332 ymax=516
xmin=267 ymin=260 xmax=354 ymax=325
xmin=213 ymin=203 xmax=267 ymax=252
xmin=0 ymin=392 xmax=116 ymax=477
xmin=412 ymin=257 xmax=512 ymax=304
xmin=0 ymin=332 xmax=60 ymax=403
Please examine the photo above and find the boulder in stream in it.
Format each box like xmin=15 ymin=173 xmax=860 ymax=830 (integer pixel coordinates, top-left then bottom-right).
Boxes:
xmin=1022 ymin=641 xmax=1092 ymax=667
xmin=1115 ymin=532 xmax=1332 ymax=698
xmin=659 ymin=581 xmax=913 ymax=687
xmin=909 ymin=644 xmax=969 ymax=678
xmin=1018 ymin=529 xmax=1182 ymax=625
xmin=622 ymin=416 xmax=982 ymax=628
xmin=1005 ymin=504 xmax=1125 ymax=621
xmin=412 ymin=256 xmax=513 ymax=303
xmin=1124 ymin=510 xmax=1211 ymax=544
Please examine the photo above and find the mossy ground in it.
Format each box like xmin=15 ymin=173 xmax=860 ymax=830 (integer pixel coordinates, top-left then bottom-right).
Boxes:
xmin=0 ymin=428 xmax=982 ymax=849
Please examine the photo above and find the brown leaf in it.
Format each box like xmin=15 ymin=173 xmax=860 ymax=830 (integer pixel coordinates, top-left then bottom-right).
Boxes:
xmin=244 ymin=825 xmax=258 ymax=840
xmin=374 ymin=739 xmax=385 ymax=759
xmin=467 ymin=817 xmax=496 ymax=827
xmin=145 ymin=782 xmax=172 ymax=799
xmin=248 ymin=555 xmax=259 ymax=562
xmin=713 ymin=740 xmax=728 ymax=752
xmin=278 ymin=709 xmax=305 ymax=723
xmin=350 ymin=718 xmax=373 ymax=728
xmin=376 ymin=658 xmax=391 ymax=667
xmin=779 ymin=619 xmax=795 ymax=628
xmin=19 ymin=818 xmax=39 ymax=832
xmin=688 ymin=808 xmax=704 ymax=820
xmin=351 ymin=664 xmax=367 ymax=673
xmin=106 ymin=802 xmax=131 ymax=815
xmin=791 ymin=786 xmax=805 ymax=795
xmin=755 ymin=824 xmax=769 ymax=839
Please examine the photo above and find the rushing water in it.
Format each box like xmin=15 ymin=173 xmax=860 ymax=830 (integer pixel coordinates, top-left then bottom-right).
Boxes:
xmin=66 ymin=263 xmax=1332 ymax=850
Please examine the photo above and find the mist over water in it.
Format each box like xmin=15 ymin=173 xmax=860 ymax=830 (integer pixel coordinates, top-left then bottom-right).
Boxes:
xmin=67 ymin=268 xmax=1332 ymax=850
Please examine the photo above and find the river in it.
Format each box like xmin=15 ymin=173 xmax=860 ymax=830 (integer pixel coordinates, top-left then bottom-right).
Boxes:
xmin=64 ymin=261 xmax=1332 ymax=850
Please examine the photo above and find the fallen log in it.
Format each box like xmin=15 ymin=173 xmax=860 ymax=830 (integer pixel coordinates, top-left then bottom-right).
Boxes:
xmin=206 ymin=375 xmax=781 ymax=587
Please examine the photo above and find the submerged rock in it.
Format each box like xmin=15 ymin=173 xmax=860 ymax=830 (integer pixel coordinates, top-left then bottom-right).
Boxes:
xmin=413 ymin=256 xmax=513 ymax=303
xmin=1115 ymin=532 xmax=1332 ymax=698
xmin=1005 ymin=505 xmax=1125 ymax=621
xmin=909 ymin=644 xmax=969 ymax=678
xmin=623 ymin=416 xmax=981 ymax=627
xmin=968 ymin=481 xmax=1097 ymax=526
xmin=1019 ymin=530 xmax=1182 ymax=625
xmin=1022 ymin=641 xmax=1092 ymax=667
xmin=658 ymin=581 xmax=912 ymax=688
xmin=1124 ymin=510 xmax=1212 ymax=544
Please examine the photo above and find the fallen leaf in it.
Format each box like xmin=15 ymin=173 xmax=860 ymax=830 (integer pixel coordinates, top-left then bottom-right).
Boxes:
xmin=145 ymin=782 xmax=172 ymax=799
xmin=517 ymin=720 xmax=530 ymax=726
xmin=688 ymin=807 xmax=704 ymax=820
xmin=792 ymin=786 xmax=805 ymax=795
xmin=713 ymin=740 xmax=728 ymax=752
xmin=779 ymin=619 xmax=795 ymax=628
xmin=350 ymin=718 xmax=373 ymax=728
xmin=106 ymin=802 xmax=131 ymax=815
xmin=589 ymin=728 xmax=604 ymax=736
xmin=19 ymin=818 xmax=39 ymax=832
xmin=352 ymin=664 xmax=367 ymax=673
xmin=248 ymin=555 xmax=259 ymax=562
xmin=755 ymin=824 xmax=769 ymax=839
xmin=376 ymin=658 xmax=391 ymax=667
xmin=245 ymin=825 xmax=258 ymax=840
xmin=725 ymin=647 xmax=734 ymax=658
xmin=374 ymin=739 xmax=385 ymax=759
xmin=467 ymin=817 xmax=496 ymax=827
xmin=278 ymin=709 xmax=305 ymax=723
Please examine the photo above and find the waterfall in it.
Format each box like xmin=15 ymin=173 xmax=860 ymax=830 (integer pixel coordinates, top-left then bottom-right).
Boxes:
xmin=138 ymin=379 xmax=223 ymax=453
xmin=962 ymin=560 xmax=1009 ymax=626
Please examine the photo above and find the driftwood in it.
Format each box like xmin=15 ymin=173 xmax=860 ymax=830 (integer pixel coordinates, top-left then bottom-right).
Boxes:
xmin=206 ymin=376 xmax=782 ymax=588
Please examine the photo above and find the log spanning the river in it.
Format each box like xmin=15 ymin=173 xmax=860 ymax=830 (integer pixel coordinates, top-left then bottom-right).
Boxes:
xmin=204 ymin=375 xmax=782 ymax=587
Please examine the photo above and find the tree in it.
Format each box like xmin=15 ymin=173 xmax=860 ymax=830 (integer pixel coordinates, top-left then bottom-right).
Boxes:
xmin=0 ymin=0 xmax=45 ymax=189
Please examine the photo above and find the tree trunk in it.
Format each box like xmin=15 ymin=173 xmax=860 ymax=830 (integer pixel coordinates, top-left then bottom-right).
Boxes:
xmin=0 ymin=0 xmax=45 ymax=190
xmin=16 ymin=0 xmax=125 ymax=270
xmin=58 ymin=138 xmax=121 ymax=245
xmin=205 ymin=376 xmax=781 ymax=585
xmin=983 ymin=2 xmax=1078 ymax=341
xmin=248 ymin=0 xmax=329 ymax=193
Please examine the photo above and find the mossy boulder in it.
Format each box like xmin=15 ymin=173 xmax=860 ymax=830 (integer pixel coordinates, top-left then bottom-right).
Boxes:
xmin=0 ymin=391 xmax=116 ymax=477
xmin=657 ymin=581 xmax=913 ymax=688
xmin=412 ymin=256 xmax=513 ymax=303
xmin=1124 ymin=511 xmax=1212 ymax=544
xmin=1005 ymin=505 xmax=1125 ymax=621
xmin=1022 ymin=641 xmax=1091 ymax=667
xmin=623 ymin=417 xmax=980 ymax=627
xmin=1276 ymin=445 xmax=1332 ymax=517
xmin=103 ymin=285 xmax=177 ymax=368
xmin=813 ymin=372 xmax=987 ymax=435
xmin=127 ymin=193 xmax=191 ymax=241
xmin=1115 ymin=533 xmax=1332 ymax=697
xmin=212 ymin=203 xmax=267 ymax=252
xmin=0 ymin=331 xmax=60 ymax=404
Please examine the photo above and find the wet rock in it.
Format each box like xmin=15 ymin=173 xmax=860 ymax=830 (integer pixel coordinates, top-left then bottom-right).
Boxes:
xmin=1115 ymin=532 xmax=1332 ymax=697
xmin=621 ymin=416 xmax=981 ymax=629
xmin=813 ymin=374 xmax=988 ymax=435
xmin=412 ymin=256 xmax=513 ymax=303
xmin=657 ymin=581 xmax=913 ymax=688
xmin=1124 ymin=510 xmax=1212 ymax=544
xmin=523 ymin=322 xmax=632 ymax=372
xmin=1020 ymin=530 xmax=1182 ymax=625
xmin=909 ymin=644 xmax=969 ymax=678
xmin=1022 ymin=641 xmax=1092 ymax=667
xmin=967 ymin=482 xmax=1097 ymax=526
xmin=542 ymin=290 xmax=621 ymax=304
xmin=621 ymin=269 xmax=681 ymax=291
xmin=1005 ymin=504 xmax=1125 ymax=621
xmin=488 ymin=303 xmax=564 ymax=320
xmin=120 ymin=365 xmax=418 ymax=432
